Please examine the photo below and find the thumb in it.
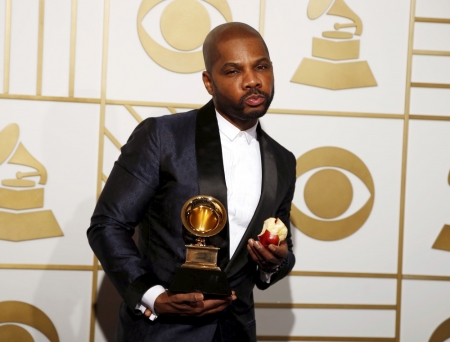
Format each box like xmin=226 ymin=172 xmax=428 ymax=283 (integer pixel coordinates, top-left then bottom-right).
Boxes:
xmin=188 ymin=292 xmax=204 ymax=303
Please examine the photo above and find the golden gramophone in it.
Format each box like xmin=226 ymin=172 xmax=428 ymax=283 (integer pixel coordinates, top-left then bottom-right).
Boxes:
xmin=168 ymin=195 xmax=232 ymax=297
xmin=0 ymin=123 xmax=62 ymax=241
xmin=291 ymin=0 xmax=377 ymax=90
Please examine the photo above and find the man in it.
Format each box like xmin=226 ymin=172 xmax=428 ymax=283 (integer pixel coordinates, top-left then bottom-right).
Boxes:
xmin=88 ymin=22 xmax=296 ymax=341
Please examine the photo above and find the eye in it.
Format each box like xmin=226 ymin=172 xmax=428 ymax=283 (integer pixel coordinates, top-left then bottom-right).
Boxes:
xmin=294 ymin=166 xmax=371 ymax=221
xmin=137 ymin=0 xmax=231 ymax=73
xmin=256 ymin=64 xmax=270 ymax=71
xmin=291 ymin=147 xmax=375 ymax=241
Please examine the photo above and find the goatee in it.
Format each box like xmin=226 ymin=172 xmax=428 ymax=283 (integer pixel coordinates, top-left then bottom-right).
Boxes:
xmin=214 ymin=87 xmax=274 ymax=121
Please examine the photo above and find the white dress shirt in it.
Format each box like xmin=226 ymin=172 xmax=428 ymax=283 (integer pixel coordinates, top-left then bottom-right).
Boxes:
xmin=140 ymin=112 xmax=270 ymax=319
xmin=216 ymin=111 xmax=262 ymax=258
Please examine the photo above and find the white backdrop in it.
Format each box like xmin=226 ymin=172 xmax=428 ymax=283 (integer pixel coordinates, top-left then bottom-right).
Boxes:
xmin=0 ymin=0 xmax=449 ymax=341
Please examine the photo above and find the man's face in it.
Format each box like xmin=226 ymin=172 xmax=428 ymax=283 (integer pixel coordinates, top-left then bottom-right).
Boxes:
xmin=202 ymin=36 xmax=274 ymax=125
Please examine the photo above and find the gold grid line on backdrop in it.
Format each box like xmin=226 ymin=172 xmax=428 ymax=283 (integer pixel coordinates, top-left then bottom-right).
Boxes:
xmin=415 ymin=17 xmax=450 ymax=24
xmin=259 ymin=0 xmax=266 ymax=38
xmin=257 ymin=337 xmax=396 ymax=342
xmin=2 ymin=92 xmax=450 ymax=120
xmin=3 ymin=0 xmax=12 ymax=94
xmin=0 ymin=0 xmax=449 ymax=341
xmin=255 ymin=303 xmax=396 ymax=310
xmin=413 ymin=50 xmax=450 ymax=57
xmin=69 ymin=0 xmax=78 ymax=98
xmin=412 ymin=82 xmax=450 ymax=89
xmin=89 ymin=0 xmax=110 ymax=341
xmin=36 ymin=0 xmax=45 ymax=96
xmin=394 ymin=0 xmax=416 ymax=338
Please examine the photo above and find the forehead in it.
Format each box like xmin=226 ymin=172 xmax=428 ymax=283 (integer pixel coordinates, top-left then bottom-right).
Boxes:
xmin=213 ymin=36 xmax=269 ymax=67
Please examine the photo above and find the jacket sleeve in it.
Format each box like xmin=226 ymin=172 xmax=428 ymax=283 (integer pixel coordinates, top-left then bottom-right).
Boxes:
xmin=256 ymin=151 xmax=296 ymax=290
xmin=87 ymin=118 xmax=161 ymax=312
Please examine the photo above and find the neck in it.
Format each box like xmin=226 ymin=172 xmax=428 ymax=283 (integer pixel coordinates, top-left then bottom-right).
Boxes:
xmin=216 ymin=111 xmax=258 ymax=131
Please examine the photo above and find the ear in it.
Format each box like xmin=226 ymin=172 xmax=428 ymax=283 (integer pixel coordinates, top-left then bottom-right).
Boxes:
xmin=202 ymin=71 xmax=214 ymax=96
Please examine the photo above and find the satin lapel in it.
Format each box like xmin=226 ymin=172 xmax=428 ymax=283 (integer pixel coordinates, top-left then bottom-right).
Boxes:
xmin=224 ymin=126 xmax=277 ymax=278
xmin=195 ymin=100 xmax=230 ymax=269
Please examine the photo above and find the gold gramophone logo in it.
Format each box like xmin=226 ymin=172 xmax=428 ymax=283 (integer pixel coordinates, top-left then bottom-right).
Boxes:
xmin=432 ymin=170 xmax=450 ymax=252
xmin=291 ymin=0 xmax=377 ymax=90
xmin=430 ymin=317 xmax=450 ymax=342
xmin=137 ymin=0 xmax=232 ymax=73
xmin=0 ymin=301 xmax=59 ymax=342
xmin=0 ymin=123 xmax=62 ymax=241
xmin=291 ymin=147 xmax=374 ymax=241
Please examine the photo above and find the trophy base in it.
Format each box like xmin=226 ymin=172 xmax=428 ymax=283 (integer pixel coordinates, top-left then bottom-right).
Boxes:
xmin=169 ymin=267 xmax=231 ymax=297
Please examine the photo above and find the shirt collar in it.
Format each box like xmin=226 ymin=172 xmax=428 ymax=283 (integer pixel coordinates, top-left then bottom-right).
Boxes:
xmin=216 ymin=111 xmax=258 ymax=144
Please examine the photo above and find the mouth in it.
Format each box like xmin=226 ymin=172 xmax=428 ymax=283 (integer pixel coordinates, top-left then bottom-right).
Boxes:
xmin=244 ymin=95 xmax=266 ymax=107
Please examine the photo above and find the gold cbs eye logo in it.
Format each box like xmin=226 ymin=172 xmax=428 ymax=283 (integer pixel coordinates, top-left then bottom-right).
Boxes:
xmin=430 ymin=317 xmax=450 ymax=342
xmin=291 ymin=147 xmax=375 ymax=241
xmin=0 ymin=301 xmax=59 ymax=342
xmin=137 ymin=0 xmax=232 ymax=73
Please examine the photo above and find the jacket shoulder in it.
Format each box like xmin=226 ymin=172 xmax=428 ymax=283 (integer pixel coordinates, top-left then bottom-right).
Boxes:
xmin=260 ymin=128 xmax=295 ymax=164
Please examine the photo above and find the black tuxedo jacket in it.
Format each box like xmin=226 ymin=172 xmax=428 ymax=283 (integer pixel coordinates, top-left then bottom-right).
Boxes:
xmin=88 ymin=100 xmax=296 ymax=342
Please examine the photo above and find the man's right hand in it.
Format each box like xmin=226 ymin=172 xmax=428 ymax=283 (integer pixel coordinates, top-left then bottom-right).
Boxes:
xmin=154 ymin=291 xmax=236 ymax=317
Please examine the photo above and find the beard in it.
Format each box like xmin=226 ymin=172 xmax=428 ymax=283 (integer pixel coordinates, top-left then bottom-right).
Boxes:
xmin=213 ymin=86 xmax=275 ymax=121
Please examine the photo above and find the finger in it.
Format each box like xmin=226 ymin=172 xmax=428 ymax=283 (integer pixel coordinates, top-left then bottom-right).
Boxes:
xmin=247 ymin=239 xmax=269 ymax=261
xmin=267 ymin=240 xmax=288 ymax=258
xmin=251 ymin=240 xmax=279 ymax=264
xmin=171 ymin=292 xmax=204 ymax=304
xmin=247 ymin=244 xmax=266 ymax=267
xmin=253 ymin=239 xmax=287 ymax=262
xmin=144 ymin=309 xmax=152 ymax=317
xmin=196 ymin=297 xmax=234 ymax=316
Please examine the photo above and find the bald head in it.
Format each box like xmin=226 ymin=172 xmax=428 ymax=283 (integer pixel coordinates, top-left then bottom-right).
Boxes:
xmin=203 ymin=22 xmax=269 ymax=73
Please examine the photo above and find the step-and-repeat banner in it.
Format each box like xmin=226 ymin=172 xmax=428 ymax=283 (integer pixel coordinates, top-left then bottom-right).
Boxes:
xmin=0 ymin=0 xmax=449 ymax=341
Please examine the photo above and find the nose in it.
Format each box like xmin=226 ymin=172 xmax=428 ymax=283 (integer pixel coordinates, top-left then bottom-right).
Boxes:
xmin=242 ymin=70 xmax=261 ymax=89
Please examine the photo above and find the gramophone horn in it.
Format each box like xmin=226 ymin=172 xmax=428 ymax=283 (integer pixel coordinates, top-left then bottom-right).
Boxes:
xmin=0 ymin=124 xmax=19 ymax=165
xmin=181 ymin=195 xmax=227 ymax=238
xmin=308 ymin=0 xmax=333 ymax=19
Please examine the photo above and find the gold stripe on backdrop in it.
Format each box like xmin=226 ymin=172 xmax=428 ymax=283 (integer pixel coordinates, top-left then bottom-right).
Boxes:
xmin=411 ymin=82 xmax=450 ymax=89
xmin=36 ymin=0 xmax=45 ymax=96
xmin=410 ymin=115 xmax=450 ymax=121
xmin=91 ymin=0 xmax=111 ymax=341
xmin=124 ymin=104 xmax=143 ymax=123
xmin=69 ymin=0 xmax=78 ymax=97
xmin=267 ymin=108 xmax=404 ymax=119
xmin=403 ymin=275 xmax=450 ymax=281
xmin=257 ymin=336 xmax=396 ymax=341
xmin=104 ymin=127 xmax=122 ymax=150
xmin=107 ymin=99 xmax=200 ymax=108
xmin=3 ymin=0 xmax=12 ymax=94
xmin=255 ymin=303 xmax=396 ymax=310
xmin=413 ymin=50 xmax=450 ymax=57
xmin=259 ymin=0 xmax=266 ymax=37
xmin=90 ymin=256 xmax=99 ymax=342
xmin=415 ymin=17 xmax=450 ymax=24
xmin=1 ymin=92 xmax=448 ymax=121
xmin=167 ymin=106 xmax=177 ymax=114
xmin=0 ymin=264 xmax=93 ymax=271
xmin=396 ymin=0 xmax=417 ymax=340
xmin=0 ymin=93 xmax=100 ymax=103
xmin=1 ymin=262 xmax=449 ymax=283
xmin=289 ymin=271 xmax=397 ymax=279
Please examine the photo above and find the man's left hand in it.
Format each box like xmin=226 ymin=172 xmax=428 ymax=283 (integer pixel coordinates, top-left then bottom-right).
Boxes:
xmin=247 ymin=238 xmax=288 ymax=271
